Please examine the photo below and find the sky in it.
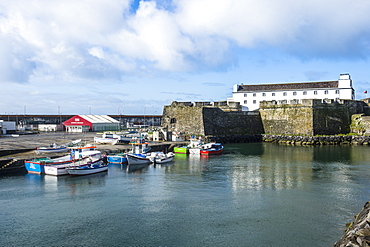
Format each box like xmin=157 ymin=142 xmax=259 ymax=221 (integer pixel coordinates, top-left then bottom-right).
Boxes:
xmin=1 ymin=0 xmax=370 ymax=116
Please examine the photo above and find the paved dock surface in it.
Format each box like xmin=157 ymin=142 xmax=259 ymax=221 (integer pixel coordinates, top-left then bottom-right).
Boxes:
xmin=0 ymin=132 xmax=186 ymax=160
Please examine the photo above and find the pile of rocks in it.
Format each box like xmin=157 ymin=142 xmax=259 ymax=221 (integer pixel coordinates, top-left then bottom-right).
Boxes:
xmin=263 ymin=134 xmax=370 ymax=146
xmin=334 ymin=202 xmax=370 ymax=247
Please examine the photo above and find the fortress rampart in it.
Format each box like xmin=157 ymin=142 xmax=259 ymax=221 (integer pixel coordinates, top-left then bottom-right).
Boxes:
xmin=162 ymin=99 xmax=370 ymax=140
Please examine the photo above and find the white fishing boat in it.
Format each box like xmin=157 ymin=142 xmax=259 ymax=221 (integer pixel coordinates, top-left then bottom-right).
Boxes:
xmin=67 ymin=160 xmax=108 ymax=176
xmin=126 ymin=153 xmax=151 ymax=165
xmin=94 ymin=136 xmax=119 ymax=145
xmin=44 ymin=151 xmax=103 ymax=176
xmin=148 ymin=152 xmax=175 ymax=164
xmin=126 ymin=137 xmax=151 ymax=165
xmin=35 ymin=143 xmax=69 ymax=154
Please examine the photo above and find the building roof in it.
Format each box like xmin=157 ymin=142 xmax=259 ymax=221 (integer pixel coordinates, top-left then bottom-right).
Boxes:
xmin=78 ymin=115 xmax=119 ymax=124
xmin=237 ymin=81 xmax=339 ymax=92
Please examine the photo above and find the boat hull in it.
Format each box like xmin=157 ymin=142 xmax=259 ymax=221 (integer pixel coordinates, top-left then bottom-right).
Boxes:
xmin=200 ymin=148 xmax=223 ymax=155
xmin=25 ymin=156 xmax=72 ymax=174
xmin=67 ymin=165 xmax=108 ymax=176
xmin=173 ymin=147 xmax=188 ymax=154
xmin=189 ymin=148 xmax=201 ymax=155
xmin=155 ymin=156 xmax=174 ymax=164
xmin=107 ymin=155 xmax=127 ymax=164
xmin=126 ymin=154 xmax=151 ymax=165
xmin=35 ymin=147 xmax=69 ymax=154
xmin=44 ymin=165 xmax=69 ymax=176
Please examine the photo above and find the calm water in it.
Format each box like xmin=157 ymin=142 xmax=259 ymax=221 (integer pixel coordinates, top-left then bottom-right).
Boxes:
xmin=2 ymin=143 xmax=370 ymax=246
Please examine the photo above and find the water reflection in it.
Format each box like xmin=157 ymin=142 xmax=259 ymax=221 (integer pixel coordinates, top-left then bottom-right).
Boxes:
xmin=126 ymin=164 xmax=149 ymax=173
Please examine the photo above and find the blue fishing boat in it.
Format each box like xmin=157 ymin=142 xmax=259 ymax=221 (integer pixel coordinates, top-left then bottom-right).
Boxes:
xmin=25 ymin=145 xmax=98 ymax=174
xmin=107 ymin=153 xmax=127 ymax=164
xmin=25 ymin=155 xmax=73 ymax=174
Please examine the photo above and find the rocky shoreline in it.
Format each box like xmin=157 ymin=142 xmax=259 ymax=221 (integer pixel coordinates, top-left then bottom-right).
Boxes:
xmin=334 ymin=202 xmax=370 ymax=247
xmin=262 ymin=134 xmax=370 ymax=146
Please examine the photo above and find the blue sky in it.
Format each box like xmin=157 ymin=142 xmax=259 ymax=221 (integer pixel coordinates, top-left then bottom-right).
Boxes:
xmin=1 ymin=0 xmax=370 ymax=115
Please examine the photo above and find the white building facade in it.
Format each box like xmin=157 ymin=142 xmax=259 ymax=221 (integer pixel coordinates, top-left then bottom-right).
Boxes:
xmin=228 ymin=74 xmax=355 ymax=111
xmin=0 ymin=120 xmax=17 ymax=134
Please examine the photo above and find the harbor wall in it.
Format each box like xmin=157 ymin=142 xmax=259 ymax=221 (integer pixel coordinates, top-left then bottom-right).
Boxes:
xmin=161 ymin=101 xmax=264 ymax=138
xmin=260 ymin=99 xmax=368 ymax=136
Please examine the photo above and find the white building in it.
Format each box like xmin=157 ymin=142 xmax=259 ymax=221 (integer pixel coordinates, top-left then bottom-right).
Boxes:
xmin=0 ymin=120 xmax=17 ymax=134
xmin=228 ymin=73 xmax=355 ymax=111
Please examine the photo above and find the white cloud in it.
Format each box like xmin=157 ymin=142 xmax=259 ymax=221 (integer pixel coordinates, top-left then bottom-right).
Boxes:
xmin=1 ymin=0 xmax=370 ymax=85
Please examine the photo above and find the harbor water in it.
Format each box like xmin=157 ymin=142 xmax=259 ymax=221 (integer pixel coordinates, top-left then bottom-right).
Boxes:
xmin=2 ymin=143 xmax=370 ymax=246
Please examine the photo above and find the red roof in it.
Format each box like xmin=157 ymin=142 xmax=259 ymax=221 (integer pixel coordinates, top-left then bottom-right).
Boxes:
xmin=63 ymin=115 xmax=93 ymax=128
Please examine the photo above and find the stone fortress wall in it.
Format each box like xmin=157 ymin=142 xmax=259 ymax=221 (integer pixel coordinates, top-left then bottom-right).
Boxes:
xmin=162 ymin=99 xmax=370 ymax=142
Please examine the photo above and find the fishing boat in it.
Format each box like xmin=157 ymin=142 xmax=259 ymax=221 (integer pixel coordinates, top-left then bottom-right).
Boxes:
xmin=25 ymin=144 xmax=98 ymax=174
xmin=173 ymin=146 xmax=189 ymax=154
xmin=25 ymin=155 xmax=74 ymax=174
xmin=148 ymin=152 xmax=175 ymax=164
xmin=107 ymin=153 xmax=127 ymax=164
xmin=126 ymin=153 xmax=151 ymax=165
xmin=174 ymin=138 xmax=203 ymax=154
xmin=67 ymin=160 xmax=108 ymax=176
xmin=126 ymin=137 xmax=151 ymax=165
xmin=94 ymin=136 xmax=119 ymax=145
xmin=35 ymin=143 xmax=69 ymax=154
xmin=200 ymin=143 xmax=224 ymax=155
xmin=44 ymin=151 xmax=103 ymax=176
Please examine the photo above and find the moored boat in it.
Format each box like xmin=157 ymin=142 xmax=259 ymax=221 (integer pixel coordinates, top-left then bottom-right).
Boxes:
xmin=35 ymin=144 xmax=69 ymax=154
xmin=107 ymin=153 xmax=127 ymax=164
xmin=126 ymin=153 xmax=151 ymax=165
xmin=67 ymin=160 xmax=108 ymax=176
xmin=148 ymin=152 xmax=175 ymax=164
xmin=173 ymin=146 xmax=189 ymax=154
xmin=25 ymin=155 xmax=73 ymax=174
xmin=25 ymin=144 xmax=98 ymax=174
xmin=126 ymin=137 xmax=151 ymax=165
xmin=200 ymin=143 xmax=224 ymax=155
xmin=174 ymin=138 xmax=204 ymax=154
xmin=44 ymin=151 xmax=103 ymax=176
xmin=94 ymin=136 xmax=119 ymax=145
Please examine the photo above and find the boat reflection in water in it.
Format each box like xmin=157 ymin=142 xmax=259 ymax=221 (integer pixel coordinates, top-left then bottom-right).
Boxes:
xmin=126 ymin=164 xmax=148 ymax=173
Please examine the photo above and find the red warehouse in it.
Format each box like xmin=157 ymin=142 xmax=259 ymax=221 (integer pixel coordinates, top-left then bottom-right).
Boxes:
xmin=63 ymin=115 xmax=119 ymax=132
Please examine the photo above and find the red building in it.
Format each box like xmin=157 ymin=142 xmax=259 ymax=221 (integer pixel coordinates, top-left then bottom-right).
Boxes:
xmin=63 ymin=115 xmax=119 ymax=132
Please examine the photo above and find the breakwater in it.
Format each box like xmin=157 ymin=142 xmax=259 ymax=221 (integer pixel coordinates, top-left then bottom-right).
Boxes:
xmin=206 ymin=134 xmax=370 ymax=146
xmin=262 ymin=134 xmax=370 ymax=146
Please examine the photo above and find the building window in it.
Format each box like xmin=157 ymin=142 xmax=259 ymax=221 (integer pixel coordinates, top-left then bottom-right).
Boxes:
xmin=293 ymin=92 xmax=297 ymax=96
xmin=324 ymin=90 xmax=328 ymax=94
xmin=335 ymin=90 xmax=339 ymax=94
xmin=253 ymin=100 xmax=256 ymax=104
xmin=272 ymin=93 xmax=275 ymax=96
xmin=314 ymin=91 xmax=318 ymax=95
xmin=244 ymin=100 xmax=247 ymax=104
xmin=262 ymin=93 xmax=266 ymax=96
xmin=283 ymin=92 xmax=287 ymax=96
xmin=253 ymin=93 xmax=256 ymax=97
xmin=244 ymin=93 xmax=247 ymax=97
xmin=303 ymin=91 xmax=307 ymax=95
